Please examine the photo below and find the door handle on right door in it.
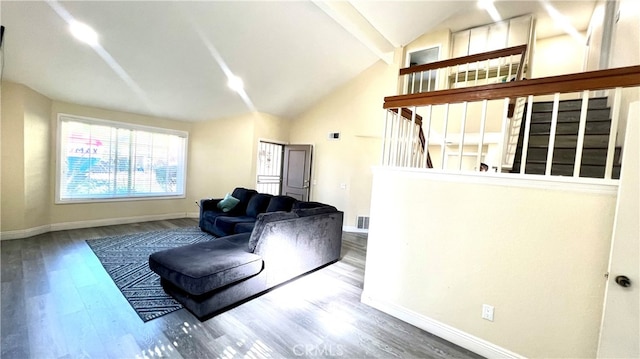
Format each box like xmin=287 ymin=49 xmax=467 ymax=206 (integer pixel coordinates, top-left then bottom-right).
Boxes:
xmin=615 ymin=275 xmax=632 ymax=288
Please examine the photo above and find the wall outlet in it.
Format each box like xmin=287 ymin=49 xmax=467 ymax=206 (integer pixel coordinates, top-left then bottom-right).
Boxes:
xmin=482 ymin=304 xmax=494 ymax=321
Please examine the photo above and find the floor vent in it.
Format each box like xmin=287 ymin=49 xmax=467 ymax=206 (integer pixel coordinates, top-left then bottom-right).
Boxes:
xmin=356 ymin=216 xmax=370 ymax=230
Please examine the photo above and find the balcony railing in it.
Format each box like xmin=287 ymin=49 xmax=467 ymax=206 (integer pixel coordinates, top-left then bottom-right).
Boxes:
xmin=382 ymin=65 xmax=640 ymax=180
xmin=400 ymin=45 xmax=528 ymax=95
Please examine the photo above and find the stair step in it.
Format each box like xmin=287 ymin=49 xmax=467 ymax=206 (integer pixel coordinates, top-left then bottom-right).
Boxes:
xmin=528 ymin=134 xmax=611 ymax=148
xmin=529 ymin=121 xmax=612 ymax=135
xmin=515 ymin=163 xmax=621 ymax=179
xmin=530 ymin=108 xmax=611 ymax=123
xmin=531 ymin=97 xmax=609 ymax=112
xmin=513 ymin=147 xmax=622 ymax=165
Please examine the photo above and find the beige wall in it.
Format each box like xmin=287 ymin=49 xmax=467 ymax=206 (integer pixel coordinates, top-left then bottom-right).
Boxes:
xmin=363 ymin=169 xmax=617 ymax=358
xmin=1 ymin=82 xmax=27 ymax=231
xmin=532 ymin=33 xmax=586 ymax=78
xmin=188 ymin=111 xmax=290 ymax=207
xmin=23 ymin=85 xmax=52 ymax=230
xmin=289 ymin=57 xmax=398 ymax=227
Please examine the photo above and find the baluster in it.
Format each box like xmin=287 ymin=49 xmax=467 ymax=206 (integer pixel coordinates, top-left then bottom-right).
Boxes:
xmin=427 ymin=70 xmax=433 ymax=92
xmin=440 ymin=104 xmax=450 ymax=170
xmin=381 ymin=110 xmax=390 ymax=165
xmin=407 ymin=106 xmax=417 ymax=166
xmin=545 ymin=93 xmax=561 ymax=176
xmin=573 ymin=90 xmax=590 ymax=177
xmin=422 ymin=105 xmax=433 ymax=168
xmin=497 ymin=97 xmax=510 ymax=173
xmin=520 ymin=96 xmax=534 ymax=174
xmin=485 ymin=60 xmax=490 ymax=83
xmin=411 ymin=73 xmax=416 ymax=94
xmin=390 ymin=110 xmax=400 ymax=166
xmin=419 ymin=71 xmax=424 ymax=93
xmin=605 ymin=87 xmax=622 ymax=179
xmin=458 ymin=102 xmax=468 ymax=170
xmin=474 ymin=61 xmax=480 ymax=86
xmin=507 ymin=55 xmax=513 ymax=82
xmin=476 ymin=100 xmax=488 ymax=171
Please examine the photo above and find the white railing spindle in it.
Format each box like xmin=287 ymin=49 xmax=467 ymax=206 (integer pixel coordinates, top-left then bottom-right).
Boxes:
xmin=520 ymin=95 xmax=534 ymax=174
xmin=476 ymin=100 xmax=488 ymax=171
xmin=498 ymin=97 xmax=510 ymax=173
xmin=458 ymin=102 xmax=468 ymax=170
xmin=440 ymin=104 xmax=450 ymax=170
xmin=605 ymin=87 xmax=622 ymax=179
xmin=573 ymin=90 xmax=590 ymax=177
xmin=545 ymin=93 xmax=561 ymax=176
xmin=407 ymin=107 xmax=417 ymax=166
xmin=422 ymin=105 xmax=433 ymax=168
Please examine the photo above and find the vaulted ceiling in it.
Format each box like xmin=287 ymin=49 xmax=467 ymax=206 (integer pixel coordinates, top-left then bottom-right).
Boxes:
xmin=0 ymin=1 xmax=595 ymax=122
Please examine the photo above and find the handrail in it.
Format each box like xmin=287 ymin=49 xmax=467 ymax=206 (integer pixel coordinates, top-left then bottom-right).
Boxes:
xmin=399 ymin=45 xmax=528 ymax=76
xmin=385 ymin=65 xmax=640 ymax=109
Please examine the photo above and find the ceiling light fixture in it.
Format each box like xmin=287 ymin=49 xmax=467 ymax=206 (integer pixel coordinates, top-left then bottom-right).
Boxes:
xmin=69 ymin=20 xmax=98 ymax=46
xmin=227 ymin=75 xmax=244 ymax=93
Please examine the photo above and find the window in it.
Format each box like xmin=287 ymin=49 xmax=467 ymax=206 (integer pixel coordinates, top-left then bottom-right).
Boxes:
xmin=57 ymin=114 xmax=188 ymax=203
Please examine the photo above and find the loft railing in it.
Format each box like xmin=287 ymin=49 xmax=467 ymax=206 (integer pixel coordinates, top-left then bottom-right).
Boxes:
xmin=382 ymin=65 xmax=640 ymax=180
xmin=400 ymin=45 xmax=528 ymax=95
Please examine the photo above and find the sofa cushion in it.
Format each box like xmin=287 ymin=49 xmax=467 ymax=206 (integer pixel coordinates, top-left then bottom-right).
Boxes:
xmin=265 ymin=195 xmax=298 ymax=213
xmin=248 ymin=211 xmax=298 ymax=252
xmin=229 ymin=188 xmax=258 ymax=215
xmin=234 ymin=222 xmax=255 ymax=234
xmin=245 ymin=193 xmax=272 ymax=218
xmin=217 ymin=193 xmax=240 ymax=212
xmin=214 ymin=216 xmax=257 ymax=236
xmin=149 ymin=236 xmax=262 ymax=296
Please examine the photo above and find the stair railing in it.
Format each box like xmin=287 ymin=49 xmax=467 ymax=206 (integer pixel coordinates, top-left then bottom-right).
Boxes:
xmin=382 ymin=65 xmax=640 ymax=180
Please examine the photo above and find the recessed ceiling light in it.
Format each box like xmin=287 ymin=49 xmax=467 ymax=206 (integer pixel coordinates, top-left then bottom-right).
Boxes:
xmin=227 ymin=75 xmax=244 ymax=92
xmin=69 ymin=20 xmax=98 ymax=46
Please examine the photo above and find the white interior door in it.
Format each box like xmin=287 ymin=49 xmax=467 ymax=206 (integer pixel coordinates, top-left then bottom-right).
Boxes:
xmin=597 ymin=102 xmax=639 ymax=358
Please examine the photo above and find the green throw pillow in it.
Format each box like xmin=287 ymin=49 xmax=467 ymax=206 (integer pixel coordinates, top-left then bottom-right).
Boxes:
xmin=217 ymin=193 xmax=240 ymax=212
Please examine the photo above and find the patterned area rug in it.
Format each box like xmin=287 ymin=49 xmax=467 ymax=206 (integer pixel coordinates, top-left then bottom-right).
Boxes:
xmin=86 ymin=227 xmax=216 ymax=321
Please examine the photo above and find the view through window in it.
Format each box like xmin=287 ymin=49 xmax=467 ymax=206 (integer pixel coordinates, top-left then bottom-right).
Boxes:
xmin=57 ymin=114 xmax=187 ymax=202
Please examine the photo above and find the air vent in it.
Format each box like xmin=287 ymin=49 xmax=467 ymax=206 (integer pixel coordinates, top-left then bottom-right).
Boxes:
xmin=328 ymin=132 xmax=340 ymax=140
xmin=356 ymin=216 xmax=370 ymax=230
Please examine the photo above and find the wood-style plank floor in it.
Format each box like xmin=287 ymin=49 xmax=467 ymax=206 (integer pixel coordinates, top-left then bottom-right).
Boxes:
xmin=1 ymin=219 xmax=483 ymax=359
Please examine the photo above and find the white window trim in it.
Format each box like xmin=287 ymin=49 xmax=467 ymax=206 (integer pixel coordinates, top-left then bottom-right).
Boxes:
xmin=55 ymin=113 xmax=189 ymax=204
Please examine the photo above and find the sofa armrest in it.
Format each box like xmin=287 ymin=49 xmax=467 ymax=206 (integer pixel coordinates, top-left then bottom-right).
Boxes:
xmin=253 ymin=211 xmax=343 ymax=287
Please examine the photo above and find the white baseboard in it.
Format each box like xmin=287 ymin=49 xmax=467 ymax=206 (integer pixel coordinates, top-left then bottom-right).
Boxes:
xmin=360 ymin=291 xmax=525 ymax=359
xmin=0 ymin=213 xmax=191 ymax=240
xmin=342 ymin=225 xmax=368 ymax=233
xmin=0 ymin=224 xmax=52 ymax=241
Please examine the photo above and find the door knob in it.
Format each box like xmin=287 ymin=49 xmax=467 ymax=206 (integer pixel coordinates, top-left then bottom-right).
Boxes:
xmin=615 ymin=275 xmax=631 ymax=288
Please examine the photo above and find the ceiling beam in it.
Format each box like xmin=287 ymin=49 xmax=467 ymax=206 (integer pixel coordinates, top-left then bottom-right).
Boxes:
xmin=311 ymin=0 xmax=395 ymax=64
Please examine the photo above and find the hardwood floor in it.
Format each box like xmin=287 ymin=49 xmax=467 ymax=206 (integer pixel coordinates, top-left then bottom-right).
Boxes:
xmin=1 ymin=219 xmax=483 ymax=359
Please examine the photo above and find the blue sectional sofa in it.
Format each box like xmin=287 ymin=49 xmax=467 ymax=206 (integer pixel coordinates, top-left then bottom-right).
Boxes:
xmin=149 ymin=187 xmax=343 ymax=319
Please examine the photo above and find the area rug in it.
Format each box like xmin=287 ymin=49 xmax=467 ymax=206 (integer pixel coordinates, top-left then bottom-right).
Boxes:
xmin=86 ymin=226 xmax=215 ymax=321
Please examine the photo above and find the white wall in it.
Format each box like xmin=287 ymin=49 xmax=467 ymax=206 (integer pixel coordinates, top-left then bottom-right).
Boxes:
xmin=363 ymin=169 xmax=617 ymax=358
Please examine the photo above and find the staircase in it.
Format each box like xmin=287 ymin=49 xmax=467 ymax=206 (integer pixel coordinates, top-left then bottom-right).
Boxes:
xmin=511 ymin=97 xmax=621 ymax=179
